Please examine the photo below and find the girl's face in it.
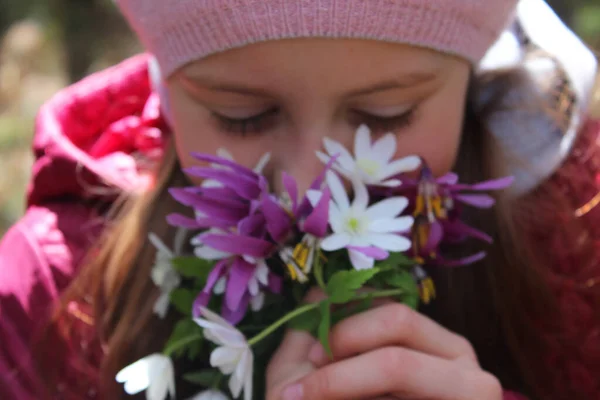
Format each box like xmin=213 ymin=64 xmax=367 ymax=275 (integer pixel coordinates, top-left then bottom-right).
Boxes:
xmin=167 ymin=39 xmax=470 ymax=193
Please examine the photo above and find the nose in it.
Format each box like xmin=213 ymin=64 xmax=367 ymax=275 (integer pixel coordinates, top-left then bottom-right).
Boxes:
xmin=271 ymin=125 xmax=348 ymax=196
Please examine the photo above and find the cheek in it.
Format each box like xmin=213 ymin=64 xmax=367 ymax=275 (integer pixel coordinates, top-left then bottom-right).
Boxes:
xmin=393 ymin=83 xmax=467 ymax=176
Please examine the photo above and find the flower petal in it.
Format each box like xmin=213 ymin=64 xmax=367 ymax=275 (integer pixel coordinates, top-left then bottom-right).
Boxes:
xmin=211 ymin=347 xmax=242 ymax=370
xmin=455 ymin=194 xmax=495 ymax=208
xmin=327 ymin=171 xmax=350 ymax=211
xmin=366 ymin=233 xmax=412 ymax=252
xmin=254 ymin=152 xmax=271 ymax=173
xmin=354 ymin=124 xmax=372 ymax=160
xmin=323 ymin=138 xmax=355 ymax=172
xmin=184 ymin=168 xmax=262 ymax=200
xmin=348 ymin=248 xmax=375 ymax=270
xmin=191 ymin=153 xmax=258 ymax=178
xmin=321 ymin=232 xmax=351 ymax=251
xmin=439 ymin=251 xmax=487 ymax=267
xmin=305 ymin=190 xmax=322 ymax=207
xmin=366 ymin=197 xmax=408 ymax=220
xmin=371 ymin=133 xmax=397 ymax=163
xmin=303 ymin=188 xmax=331 ymax=238
xmin=261 ymin=195 xmax=292 ymax=242
xmin=199 ymin=233 xmax=274 ymax=258
xmin=351 ymin=178 xmax=369 ymax=211
xmin=194 ymin=246 xmax=232 ymax=260
xmin=222 ymin=294 xmax=250 ymax=325
xmin=347 ymin=246 xmax=389 ymax=260
xmin=382 ymin=156 xmax=422 ymax=178
xmin=437 ymin=173 xmax=459 ymax=185
xmin=467 ymin=176 xmax=514 ymax=191
xmin=225 ymin=258 xmax=255 ymax=312
xmin=237 ymin=213 xmax=267 ymax=238
xmin=166 ymin=213 xmax=203 ymax=229
xmin=369 ymin=216 xmax=414 ymax=233
xmin=242 ymin=349 xmax=254 ymax=400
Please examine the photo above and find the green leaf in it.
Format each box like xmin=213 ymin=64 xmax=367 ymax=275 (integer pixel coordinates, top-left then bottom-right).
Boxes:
xmin=288 ymin=306 xmax=321 ymax=334
xmin=183 ymin=369 xmax=221 ymax=386
xmin=382 ymin=269 xmax=420 ymax=309
xmin=164 ymin=319 xmax=203 ymax=359
xmin=403 ymin=292 xmax=420 ymax=310
xmin=375 ymin=252 xmax=416 ymax=270
xmin=170 ymin=288 xmax=196 ymax=316
xmin=172 ymin=256 xmax=214 ymax=282
xmin=326 ymin=268 xmax=380 ymax=304
xmin=318 ymin=301 xmax=332 ymax=358
xmin=386 ymin=270 xmax=418 ymax=293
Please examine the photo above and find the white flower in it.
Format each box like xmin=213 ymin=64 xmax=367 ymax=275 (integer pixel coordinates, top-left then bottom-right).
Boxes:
xmin=149 ymin=228 xmax=187 ymax=318
xmin=317 ymin=124 xmax=421 ymax=186
xmin=188 ymin=390 xmax=230 ymax=400
xmin=319 ymin=171 xmax=413 ymax=270
xmin=116 ymin=354 xmax=175 ymax=400
xmin=194 ymin=307 xmax=254 ymax=400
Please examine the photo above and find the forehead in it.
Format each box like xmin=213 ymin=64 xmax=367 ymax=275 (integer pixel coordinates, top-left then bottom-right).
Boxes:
xmin=177 ymin=39 xmax=460 ymax=91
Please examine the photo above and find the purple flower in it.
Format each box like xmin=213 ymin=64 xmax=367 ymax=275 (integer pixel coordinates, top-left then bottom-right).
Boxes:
xmin=399 ymin=164 xmax=513 ymax=267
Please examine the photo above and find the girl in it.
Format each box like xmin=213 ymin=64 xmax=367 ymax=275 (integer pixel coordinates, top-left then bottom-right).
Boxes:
xmin=1 ymin=0 xmax=599 ymax=399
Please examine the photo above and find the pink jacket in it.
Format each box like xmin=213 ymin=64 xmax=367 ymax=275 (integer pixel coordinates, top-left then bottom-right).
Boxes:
xmin=2 ymin=54 xmax=596 ymax=399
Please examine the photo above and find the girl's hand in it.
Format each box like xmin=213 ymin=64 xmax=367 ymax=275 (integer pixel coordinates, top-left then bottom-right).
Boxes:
xmin=266 ymin=300 xmax=502 ymax=400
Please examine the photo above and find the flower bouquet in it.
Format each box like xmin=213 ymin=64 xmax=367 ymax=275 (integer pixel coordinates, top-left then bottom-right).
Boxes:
xmin=116 ymin=126 xmax=513 ymax=400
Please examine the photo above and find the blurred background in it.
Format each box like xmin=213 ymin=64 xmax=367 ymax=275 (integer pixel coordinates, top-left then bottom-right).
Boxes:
xmin=0 ymin=0 xmax=599 ymax=236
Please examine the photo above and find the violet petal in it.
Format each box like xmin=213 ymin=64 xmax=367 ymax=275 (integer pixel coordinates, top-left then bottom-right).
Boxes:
xmin=437 ymin=173 xmax=459 ymax=185
xmin=302 ymin=187 xmax=331 ymax=238
xmin=238 ymin=213 xmax=267 ymax=238
xmin=170 ymin=188 xmax=249 ymax=221
xmin=454 ymin=194 xmax=496 ymax=209
xmin=439 ymin=251 xmax=487 ymax=267
xmin=261 ymin=195 xmax=292 ymax=243
xmin=423 ymin=221 xmax=444 ymax=254
xmin=192 ymin=292 xmax=211 ymax=318
xmin=200 ymin=233 xmax=274 ymax=258
xmin=443 ymin=220 xmax=493 ymax=243
xmin=222 ymin=292 xmax=250 ymax=325
xmin=166 ymin=213 xmax=201 ymax=229
xmin=191 ymin=153 xmax=258 ymax=178
xmin=347 ymin=246 xmax=389 ymax=260
xmin=183 ymin=167 xmax=261 ymax=199
xmin=225 ymin=258 xmax=255 ymax=311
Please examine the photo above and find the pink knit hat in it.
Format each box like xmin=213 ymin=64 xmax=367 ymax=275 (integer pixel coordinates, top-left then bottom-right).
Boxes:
xmin=116 ymin=0 xmax=519 ymax=77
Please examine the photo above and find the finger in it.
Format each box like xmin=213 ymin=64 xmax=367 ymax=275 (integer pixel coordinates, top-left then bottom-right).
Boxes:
xmin=284 ymin=347 xmax=502 ymax=400
xmin=266 ymin=287 xmax=327 ymax=391
xmin=308 ymin=303 xmax=478 ymax=368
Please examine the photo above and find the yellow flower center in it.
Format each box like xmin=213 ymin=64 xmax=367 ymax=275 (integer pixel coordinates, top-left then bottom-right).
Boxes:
xmin=357 ymin=158 xmax=380 ymax=178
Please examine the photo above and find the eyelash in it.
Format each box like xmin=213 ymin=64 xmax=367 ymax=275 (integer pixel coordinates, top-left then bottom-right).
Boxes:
xmin=213 ymin=107 xmax=417 ymax=136
xmin=214 ymin=108 xmax=279 ymax=136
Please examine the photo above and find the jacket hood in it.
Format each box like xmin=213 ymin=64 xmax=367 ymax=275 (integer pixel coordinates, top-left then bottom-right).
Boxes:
xmin=27 ymin=53 xmax=168 ymax=206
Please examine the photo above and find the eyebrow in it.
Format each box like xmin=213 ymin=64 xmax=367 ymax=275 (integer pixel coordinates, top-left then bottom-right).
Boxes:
xmin=181 ymin=71 xmax=437 ymax=98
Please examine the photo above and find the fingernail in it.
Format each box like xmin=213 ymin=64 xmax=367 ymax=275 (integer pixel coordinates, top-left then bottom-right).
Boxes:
xmin=282 ymin=383 xmax=304 ymax=400
xmin=308 ymin=343 xmax=326 ymax=364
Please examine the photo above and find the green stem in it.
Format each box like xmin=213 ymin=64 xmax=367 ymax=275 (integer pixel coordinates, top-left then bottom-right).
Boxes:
xmin=314 ymin=251 xmax=327 ymax=291
xmin=248 ymin=302 xmax=319 ymax=346
xmin=163 ymin=333 xmax=203 ymax=357
xmin=247 ymin=288 xmax=405 ymax=347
